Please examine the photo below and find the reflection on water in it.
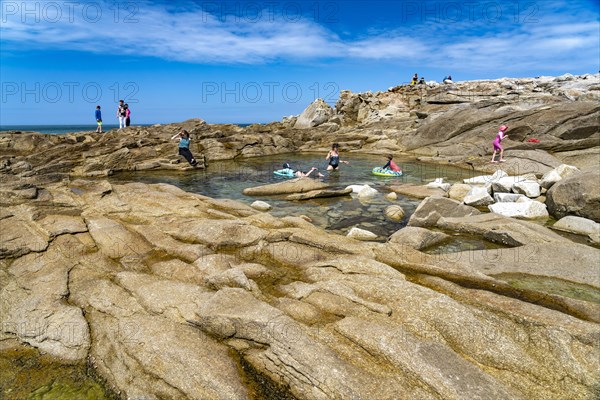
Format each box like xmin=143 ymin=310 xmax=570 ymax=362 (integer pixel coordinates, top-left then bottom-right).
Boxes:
xmin=113 ymin=153 xmax=477 ymax=240
xmin=0 ymin=345 xmax=114 ymax=399
xmin=423 ymin=234 xmax=505 ymax=254
xmin=491 ymin=273 xmax=600 ymax=304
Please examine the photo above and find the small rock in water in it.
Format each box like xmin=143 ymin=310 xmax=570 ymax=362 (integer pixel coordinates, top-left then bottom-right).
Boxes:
xmin=385 ymin=192 xmax=398 ymax=201
xmin=345 ymin=184 xmax=366 ymax=193
xmin=347 ymin=227 xmax=378 ymax=241
xmin=385 ymin=205 xmax=405 ymax=221
xmin=251 ymin=201 xmax=272 ymax=211
xmin=357 ymin=185 xmax=378 ymax=199
xmin=426 ymin=178 xmax=451 ymax=192
xmin=299 ymin=215 xmax=312 ymax=222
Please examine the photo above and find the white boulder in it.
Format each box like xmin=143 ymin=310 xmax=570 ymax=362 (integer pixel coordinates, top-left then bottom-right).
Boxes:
xmin=488 ymin=201 xmax=549 ymax=219
xmin=448 ymin=183 xmax=472 ymax=202
xmin=357 ymin=185 xmax=378 ymax=199
xmin=463 ymin=186 xmax=494 ymax=206
xmin=347 ymin=227 xmax=378 ymax=241
xmin=540 ymin=164 xmax=580 ymax=189
xmin=463 ymin=170 xmax=507 ymax=185
xmin=346 ymin=185 xmax=367 ymax=193
xmin=493 ymin=193 xmax=529 ymax=203
xmin=551 ymin=216 xmax=600 ymax=237
xmin=426 ymin=178 xmax=451 ymax=192
xmin=491 ymin=175 xmax=529 ymax=193
xmin=512 ymin=180 xmax=541 ymax=198
xmin=251 ymin=201 xmax=272 ymax=211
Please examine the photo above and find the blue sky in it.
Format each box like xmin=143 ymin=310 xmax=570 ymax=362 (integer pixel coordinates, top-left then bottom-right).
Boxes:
xmin=1 ymin=0 xmax=598 ymax=125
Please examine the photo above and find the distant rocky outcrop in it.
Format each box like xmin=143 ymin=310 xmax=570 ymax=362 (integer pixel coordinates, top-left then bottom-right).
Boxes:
xmin=293 ymin=98 xmax=335 ymax=128
xmin=1 ymin=74 xmax=598 ymax=179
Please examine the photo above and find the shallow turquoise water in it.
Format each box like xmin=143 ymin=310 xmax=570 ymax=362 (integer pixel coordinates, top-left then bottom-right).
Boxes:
xmin=113 ymin=153 xmax=480 ymax=242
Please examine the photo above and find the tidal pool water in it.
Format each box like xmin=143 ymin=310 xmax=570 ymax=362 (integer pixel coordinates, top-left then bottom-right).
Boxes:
xmin=491 ymin=273 xmax=600 ymax=304
xmin=113 ymin=153 xmax=480 ymax=243
xmin=0 ymin=345 xmax=115 ymax=400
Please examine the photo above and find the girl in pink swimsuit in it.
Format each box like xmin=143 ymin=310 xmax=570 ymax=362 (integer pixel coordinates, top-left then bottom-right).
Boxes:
xmin=491 ymin=125 xmax=508 ymax=163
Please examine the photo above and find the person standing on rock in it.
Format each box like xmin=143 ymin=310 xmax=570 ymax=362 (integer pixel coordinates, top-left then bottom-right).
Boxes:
xmin=95 ymin=105 xmax=102 ymax=133
xmin=125 ymin=104 xmax=131 ymax=127
xmin=326 ymin=143 xmax=349 ymax=171
xmin=171 ymin=130 xmax=198 ymax=166
xmin=117 ymin=100 xmax=126 ymax=129
xmin=491 ymin=125 xmax=509 ymax=163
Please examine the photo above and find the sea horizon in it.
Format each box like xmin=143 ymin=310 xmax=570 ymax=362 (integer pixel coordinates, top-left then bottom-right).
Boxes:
xmin=0 ymin=123 xmax=255 ymax=135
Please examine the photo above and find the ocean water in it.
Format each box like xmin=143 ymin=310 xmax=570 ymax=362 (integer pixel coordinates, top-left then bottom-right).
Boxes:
xmin=0 ymin=123 xmax=254 ymax=135
xmin=0 ymin=124 xmax=123 ymax=135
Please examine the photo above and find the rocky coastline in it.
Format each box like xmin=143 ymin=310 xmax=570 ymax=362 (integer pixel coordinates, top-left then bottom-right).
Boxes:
xmin=1 ymin=74 xmax=599 ymax=399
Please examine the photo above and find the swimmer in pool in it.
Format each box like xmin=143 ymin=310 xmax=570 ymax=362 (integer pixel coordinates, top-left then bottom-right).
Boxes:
xmin=325 ymin=143 xmax=349 ymax=171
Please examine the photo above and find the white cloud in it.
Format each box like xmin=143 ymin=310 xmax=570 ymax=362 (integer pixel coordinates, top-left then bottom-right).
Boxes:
xmin=1 ymin=0 xmax=598 ymax=71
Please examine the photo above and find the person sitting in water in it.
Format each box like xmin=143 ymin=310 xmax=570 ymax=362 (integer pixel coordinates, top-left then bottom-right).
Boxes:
xmin=296 ymin=167 xmax=324 ymax=178
xmin=171 ymin=129 xmax=198 ymax=166
xmin=382 ymin=154 xmax=401 ymax=172
xmin=276 ymin=163 xmax=324 ymax=178
xmin=325 ymin=143 xmax=349 ymax=171
xmin=276 ymin=162 xmax=295 ymax=176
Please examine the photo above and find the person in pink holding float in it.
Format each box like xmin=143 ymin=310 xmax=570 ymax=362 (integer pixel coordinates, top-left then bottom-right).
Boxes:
xmin=125 ymin=103 xmax=131 ymax=127
xmin=491 ymin=125 xmax=508 ymax=163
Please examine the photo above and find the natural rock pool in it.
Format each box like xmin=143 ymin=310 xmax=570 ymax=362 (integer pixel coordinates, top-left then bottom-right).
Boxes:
xmin=113 ymin=153 xmax=483 ymax=246
xmin=0 ymin=345 xmax=114 ymax=400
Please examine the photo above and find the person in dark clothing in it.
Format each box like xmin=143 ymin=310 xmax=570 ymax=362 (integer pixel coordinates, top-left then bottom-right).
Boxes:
xmin=125 ymin=104 xmax=131 ymax=127
xmin=95 ymin=105 xmax=102 ymax=133
xmin=117 ymin=100 xmax=126 ymax=129
xmin=171 ymin=130 xmax=198 ymax=166
xmin=325 ymin=143 xmax=349 ymax=171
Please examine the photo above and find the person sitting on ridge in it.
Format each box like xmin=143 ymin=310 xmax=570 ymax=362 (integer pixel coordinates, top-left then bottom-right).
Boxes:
xmin=410 ymin=73 xmax=419 ymax=85
xmin=418 ymin=77 xmax=426 ymax=85
xmin=171 ymin=130 xmax=198 ymax=167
